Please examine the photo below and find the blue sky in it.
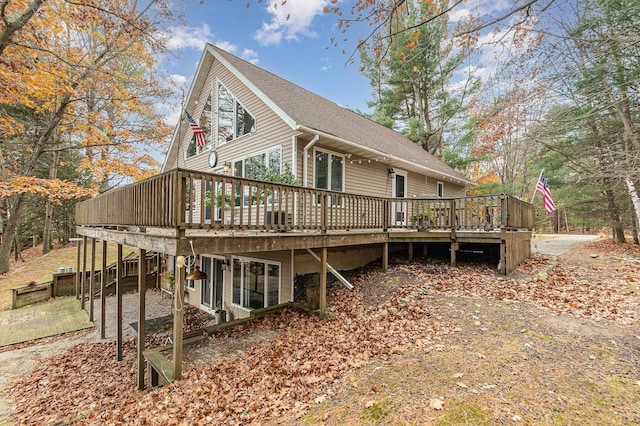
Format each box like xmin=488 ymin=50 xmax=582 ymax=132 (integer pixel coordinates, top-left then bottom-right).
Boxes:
xmin=158 ymin=0 xmax=376 ymax=125
xmin=155 ymin=0 xmax=531 ymax=127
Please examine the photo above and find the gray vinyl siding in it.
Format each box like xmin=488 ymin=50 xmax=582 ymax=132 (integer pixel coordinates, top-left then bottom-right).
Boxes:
xmin=407 ymin=171 xmax=428 ymax=197
xmin=426 ymin=178 xmax=466 ymax=198
xmin=302 ymin=142 xmax=465 ymax=199
xmin=344 ymin=160 xmax=393 ymax=197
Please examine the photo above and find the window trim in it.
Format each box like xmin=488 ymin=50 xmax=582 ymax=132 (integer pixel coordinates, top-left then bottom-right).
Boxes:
xmin=312 ymin=147 xmax=345 ymax=192
xmin=196 ymin=93 xmax=214 ymax=155
xmin=313 ymin=148 xmax=345 ymax=207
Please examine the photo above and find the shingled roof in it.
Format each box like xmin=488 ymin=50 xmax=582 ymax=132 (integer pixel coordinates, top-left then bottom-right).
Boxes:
xmin=169 ymin=44 xmax=471 ymax=185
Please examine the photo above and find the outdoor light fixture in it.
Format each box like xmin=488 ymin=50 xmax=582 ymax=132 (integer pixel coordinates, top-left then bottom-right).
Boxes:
xmin=184 ymin=240 xmax=208 ymax=281
xmin=186 ymin=265 xmax=207 ymax=281
xmin=388 ymin=168 xmax=395 ymax=178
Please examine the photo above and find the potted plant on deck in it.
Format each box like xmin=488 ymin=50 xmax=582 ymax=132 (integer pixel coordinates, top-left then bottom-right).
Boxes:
xmin=409 ymin=209 xmax=435 ymax=231
xmin=160 ymin=271 xmax=174 ymax=297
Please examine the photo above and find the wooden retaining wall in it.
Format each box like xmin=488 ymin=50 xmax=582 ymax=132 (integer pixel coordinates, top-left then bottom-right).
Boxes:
xmin=502 ymin=231 xmax=532 ymax=274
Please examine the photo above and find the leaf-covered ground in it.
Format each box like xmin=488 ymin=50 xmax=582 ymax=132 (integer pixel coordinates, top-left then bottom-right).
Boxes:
xmin=6 ymin=239 xmax=640 ymax=425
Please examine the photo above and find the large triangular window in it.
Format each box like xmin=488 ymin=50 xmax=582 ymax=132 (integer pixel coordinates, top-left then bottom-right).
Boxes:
xmin=217 ymin=82 xmax=255 ymax=146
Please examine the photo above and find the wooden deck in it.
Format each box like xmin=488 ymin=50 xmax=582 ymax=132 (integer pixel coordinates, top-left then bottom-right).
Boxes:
xmin=74 ymin=169 xmax=535 ymax=390
xmin=75 ymin=168 xmax=535 ymax=272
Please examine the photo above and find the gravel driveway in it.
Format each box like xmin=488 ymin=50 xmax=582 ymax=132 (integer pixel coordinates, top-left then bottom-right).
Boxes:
xmin=532 ymin=234 xmax=599 ymax=256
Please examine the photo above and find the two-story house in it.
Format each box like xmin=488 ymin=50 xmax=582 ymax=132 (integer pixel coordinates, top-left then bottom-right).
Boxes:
xmin=74 ymin=44 xmax=534 ymax=387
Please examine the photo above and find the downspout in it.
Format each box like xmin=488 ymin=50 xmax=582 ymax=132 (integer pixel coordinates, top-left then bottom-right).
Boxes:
xmin=290 ymin=132 xmax=303 ymax=179
xmin=302 ymin=134 xmax=320 ymax=187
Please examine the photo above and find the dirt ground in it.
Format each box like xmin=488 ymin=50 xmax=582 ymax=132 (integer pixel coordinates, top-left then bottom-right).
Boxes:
xmin=291 ymin=240 xmax=640 ymax=425
xmin=1 ymin=237 xmax=639 ymax=425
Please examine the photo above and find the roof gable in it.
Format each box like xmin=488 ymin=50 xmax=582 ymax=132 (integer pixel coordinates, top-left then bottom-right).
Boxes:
xmin=165 ymin=44 xmax=471 ymax=185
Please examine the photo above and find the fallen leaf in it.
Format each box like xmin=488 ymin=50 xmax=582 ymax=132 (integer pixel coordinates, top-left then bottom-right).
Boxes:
xmin=429 ymin=398 xmax=444 ymax=410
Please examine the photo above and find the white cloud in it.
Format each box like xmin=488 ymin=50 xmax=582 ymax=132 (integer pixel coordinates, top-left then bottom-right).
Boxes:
xmin=214 ymin=40 xmax=238 ymax=55
xmin=212 ymin=42 xmax=259 ymax=64
xmin=252 ymin=0 xmax=330 ymax=46
xmin=165 ymin=24 xmax=213 ymax=50
xmin=241 ymin=48 xmax=259 ymax=65
xmin=170 ymin=74 xmax=188 ymax=88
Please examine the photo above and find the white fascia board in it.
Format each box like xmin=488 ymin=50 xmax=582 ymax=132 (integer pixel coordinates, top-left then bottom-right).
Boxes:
xmin=296 ymin=125 xmax=475 ymax=187
xmin=207 ymin=45 xmax=297 ymax=131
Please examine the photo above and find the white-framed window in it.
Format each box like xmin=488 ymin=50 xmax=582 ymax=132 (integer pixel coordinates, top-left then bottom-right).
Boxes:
xmin=233 ymin=147 xmax=282 ymax=179
xmin=314 ymin=148 xmax=344 ymax=206
xmin=313 ymin=148 xmax=344 ymax=192
xmin=437 ymin=181 xmax=444 ymax=198
xmin=217 ymin=81 xmax=256 ymax=146
xmin=232 ymin=257 xmax=280 ymax=310
xmin=231 ymin=147 xmax=282 ymax=206
xmin=200 ymin=255 xmax=225 ymax=312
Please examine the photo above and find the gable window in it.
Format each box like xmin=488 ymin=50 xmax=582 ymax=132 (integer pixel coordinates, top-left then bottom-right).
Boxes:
xmin=217 ymin=82 xmax=255 ymax=146
xmin=185 ymin=94 xmax=213 ymax=159
xmin=232 ymin=257 xmax=280 ymax=310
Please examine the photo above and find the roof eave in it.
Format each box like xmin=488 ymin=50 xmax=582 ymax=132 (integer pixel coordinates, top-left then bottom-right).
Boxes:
xmin=296 ymin=125 xmax=474 ymax=187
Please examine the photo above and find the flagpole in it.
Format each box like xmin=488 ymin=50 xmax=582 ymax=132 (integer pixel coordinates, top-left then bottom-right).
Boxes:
xmin=530 ymin=169 xmax=544 ymax=204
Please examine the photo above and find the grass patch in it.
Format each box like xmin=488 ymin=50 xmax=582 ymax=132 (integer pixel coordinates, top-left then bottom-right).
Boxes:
xmin=0 ymin=243 xmax=136 ymax=311
xmin=361 ymin=401 xmax=393 ymax=421
xmin=551 ymin=377 xmax=640 ymax=425
xmin=434 ymin=402 xmax=492 ymax=425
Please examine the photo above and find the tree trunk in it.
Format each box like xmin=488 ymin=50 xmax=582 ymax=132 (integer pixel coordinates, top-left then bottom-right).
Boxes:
xmin=605 ymin=189 xmax=626 ymax=243
xmin=42 ymin=150 xmax=60 ymax=254
xmin=0 ymin=196 xmax=25 ymax=274
xmin=608 ymin=59 xmax=640 ymax=241
xmin=626 ymin=176 xmax=640 ymax=245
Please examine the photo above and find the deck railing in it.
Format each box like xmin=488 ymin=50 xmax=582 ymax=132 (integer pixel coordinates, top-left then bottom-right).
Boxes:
xmin=75 ymin=169 xmax=534 ymax=231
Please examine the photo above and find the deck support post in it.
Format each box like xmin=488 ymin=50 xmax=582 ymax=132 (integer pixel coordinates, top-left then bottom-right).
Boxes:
xmin=137 ymin=248 xmax=147 ymax=390
xmin=450 ymin=242 xmax=459 ymax=266
xmin=382 ymin=242 xmax=389 ymax=272
xmin=499 ymin=240 xmax=507 ymax=275
xmin=408 ymin=242 xmax=414 ymax=261
xmin=116 ymin=244 xmax=123 ymax=361
xmin=81 ymin=236 xmax=87 ymax=309
xmin=423 ymin=243 xmax=428 ymax=257
xmin=75 ymin=240 xmax=81 ymax=300
xmin=319 ymin=247 xmax=327 ymax=319
xmin=89 ymin=238 xmax=96 ymax=322
xmin=100 ymin=240 xmax=107 ymax=339
xmin=173 ymin=256 xmax=185 ymax=380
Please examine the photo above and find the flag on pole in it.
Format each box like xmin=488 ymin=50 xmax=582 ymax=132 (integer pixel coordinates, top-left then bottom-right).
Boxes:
xmin=535 ymin=171 xmax=556 ymax=215
xmin=185 ymin=110 xmax=206 ymax=147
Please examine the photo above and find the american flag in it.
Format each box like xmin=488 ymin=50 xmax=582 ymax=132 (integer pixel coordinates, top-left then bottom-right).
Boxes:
xmin=535 ymin=171 xmax=556 ymax=215
xmin=185 ymin=110 xmax=206 ymax=147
